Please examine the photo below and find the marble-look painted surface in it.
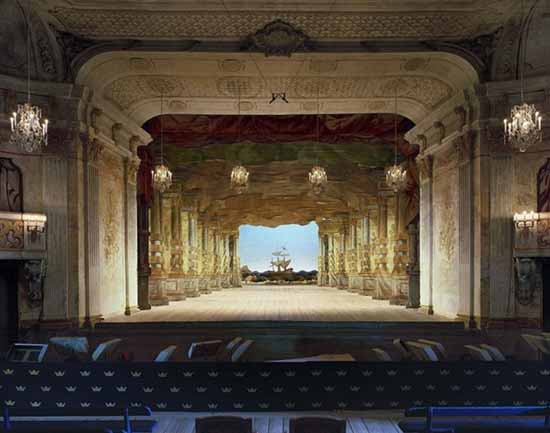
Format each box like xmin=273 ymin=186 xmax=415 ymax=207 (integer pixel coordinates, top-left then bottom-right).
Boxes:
xmin=98 ymin=152 xmax=126 ymax=316
xmin=432 ymin=153 xmax=459 ymax=318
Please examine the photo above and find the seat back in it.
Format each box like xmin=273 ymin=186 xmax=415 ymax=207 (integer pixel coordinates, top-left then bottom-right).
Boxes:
xmin=188 ymin=340 xmax=223 ymax=360
xmin=522 ymin=334 xmax=550 ymax=359
xmin=417 ymin=339 xmax=446 ymax=360
xmin=289 ymin=417 xmax=346 ymax=433
xmin=464 ymin=344 xmax=493 ymax=361
xmin=479 ymin=344 xmax=506 ymax=361
xmin=50 ymin=337 xmax=90 ymax=361
xmin=154 ymin=345 xmax=177 ymax=362
xmin=406 ymin=341 xmax=439 ymax=361
xmin=91 ymin=338 xmax=122 ymax=362
xmin=216 ymin=337 xmax=243 ymax=361
xmin=393 ymin=339 xmax=411 ymax=360
xmin=371 ymin=348 xmax=393 ymax=361
xmin=231 ymin=340 xmax=254 ymax=362
xmin=195 ymin=416 xmax=252 ymax=433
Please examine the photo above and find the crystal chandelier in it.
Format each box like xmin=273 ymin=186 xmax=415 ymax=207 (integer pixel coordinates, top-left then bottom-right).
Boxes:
xmin=385 ymin=94 xmax=407 ymax=192
xmin=151 ymin=92 xmax=173 ymax=192
xmin=309 ymin=165 xmax=327 ymax=195
xmin=504 ymin=103 xmax=542 ymax=152
xmin=231 ymin=165 xmax=249 ymax=194
xmin=503 ymin=0 xmax=543 ymax=152
xmin=309 ymin=79 xmax=327 ymax=194
xmin=10 ymin=6 xmax=48 ymax=153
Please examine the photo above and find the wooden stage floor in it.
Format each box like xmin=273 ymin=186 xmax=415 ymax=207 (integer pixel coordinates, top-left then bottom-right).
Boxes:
xmin=106 ymin=285 xmax=452 ymax=324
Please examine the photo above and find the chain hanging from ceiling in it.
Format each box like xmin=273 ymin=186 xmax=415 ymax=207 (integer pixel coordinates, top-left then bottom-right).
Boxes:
xmin=385 ymin=93 xmax=407 ymax=193
xmin=231 ymin=88 xmax=249 ymax=194
xmin=503 ymin=0 xmax=542 ymax=152
xmin=10 ymin=0 xmax=48 ymax=153
xmin=308 ymin=74 xmax=327 ymax=195
xmin=151 ymin=92 xmax=173 ymax=192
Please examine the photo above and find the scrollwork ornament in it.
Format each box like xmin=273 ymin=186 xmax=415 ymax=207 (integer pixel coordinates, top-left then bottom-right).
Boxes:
xmin=23 ymin=260 xmax=46 ymax=309
xmin=244 ymin=19 xmax=310 ymax=57
xmin=87 ymin=138 xmax=104 ymax=162
xmin=417 ymin=156 xmax=433 ymax=181
xmin=515 ymin=258 xmax=538 ymax=306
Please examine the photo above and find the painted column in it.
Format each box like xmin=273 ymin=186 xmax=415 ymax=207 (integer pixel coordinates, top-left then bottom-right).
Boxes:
xmin=390 ymin=191 xmax=410 ymax=305
xmin=374 ymin=195 xmax=391 ymax=299
xmin=149 ymin=190 xmax=169 ymax=306
xmin=167 ymin=194 xmax=186 ymax=300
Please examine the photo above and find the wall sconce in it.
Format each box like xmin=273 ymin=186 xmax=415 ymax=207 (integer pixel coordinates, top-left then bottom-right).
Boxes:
xmin=513 ymin=210 xmax=540 ymax=229
xmin=27 ymin=223 xmax=46 ymax=243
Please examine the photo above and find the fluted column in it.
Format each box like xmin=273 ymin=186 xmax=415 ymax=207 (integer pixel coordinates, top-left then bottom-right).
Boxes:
xmin=123 ymin=157 xmax=140 ymax=315
xmin=418 ymin=155 xmax=434 ymax=314
xmin=42 ymin=153 xmax=69 ymax=321
xmin=82 ymin=139 xmax=102 ymax=327
xmin=406 ymin=222 xmax=420 ymax=308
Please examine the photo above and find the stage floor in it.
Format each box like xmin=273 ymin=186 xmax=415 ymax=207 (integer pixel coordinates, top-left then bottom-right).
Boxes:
xmin=106 ymin=285 xmax=453 ymax=323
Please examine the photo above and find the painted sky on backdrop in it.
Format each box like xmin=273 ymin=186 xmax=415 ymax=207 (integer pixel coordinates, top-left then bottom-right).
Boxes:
xmin=239 ymin=222 xmax=319 ymax=272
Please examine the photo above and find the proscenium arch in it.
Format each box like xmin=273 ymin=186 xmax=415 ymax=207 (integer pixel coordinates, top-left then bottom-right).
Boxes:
xmin=76 ymin=51 xmax=479 ymax=126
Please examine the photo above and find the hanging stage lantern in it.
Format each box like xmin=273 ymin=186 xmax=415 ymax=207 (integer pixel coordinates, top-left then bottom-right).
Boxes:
xmin=151 ymin=92 xmax=173 ymax=192
xmin=309 ymin=165 xmax=327 ymax=195
xmin=151 ymin=163 xmax=173 ymax=192
xmin=385 ymin=163 xmax=407 ymax=193
xmin=385 ymin=93 xmax=407 ymax=193
xmin=231 ymin=164 xmax=249 ymax=194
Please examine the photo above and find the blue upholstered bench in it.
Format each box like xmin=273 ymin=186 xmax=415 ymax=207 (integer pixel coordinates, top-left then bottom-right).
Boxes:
xmin=0 ymin=406 xmax=157 ymax=433
xmin=399 ymin=406 xmax=550 ymax=433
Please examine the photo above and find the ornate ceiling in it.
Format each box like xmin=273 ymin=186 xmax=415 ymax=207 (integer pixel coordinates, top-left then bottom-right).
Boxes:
xmin=77 ymin=51 xmax=478 ymax=124
xmin=38 ymin=0 xmax=515 ymax=41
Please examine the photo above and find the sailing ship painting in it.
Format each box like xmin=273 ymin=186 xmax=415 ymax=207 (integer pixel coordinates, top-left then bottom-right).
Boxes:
xmin=270 ymin=247 xmax=292 ymax=272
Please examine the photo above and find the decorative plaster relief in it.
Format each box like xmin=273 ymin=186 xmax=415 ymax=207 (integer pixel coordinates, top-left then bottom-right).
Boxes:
xmin=0 ymin=220 xmax=23 ymax=249
xmin=169 ymin=100 xmax=187 ymax=111
xmin=104 ymin=74 xmax=453 ymax=111
xmin=244 ymin=20 xmax=310 ymax=56
xmin=219 ymin=59 xmax=245 ymax=73
xmin=309 ymin=60 xmax=338 ymax=73
xmin=129 ymin=57 xmax=155 ymax=72
xmin=49 ymin=8 xmax=509 ymax=41
xmin=401 ymin=58 xmax=430 ymax=72
xmin=103 ymin=189 xmax=120 ymax=263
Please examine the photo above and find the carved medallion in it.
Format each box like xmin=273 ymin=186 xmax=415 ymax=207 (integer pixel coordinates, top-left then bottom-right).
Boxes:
xmin=244 ymin=20 xmax=310 ymax=57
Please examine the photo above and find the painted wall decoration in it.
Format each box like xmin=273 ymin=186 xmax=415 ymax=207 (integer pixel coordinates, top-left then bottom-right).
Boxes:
xmin=103 ymin=189 xmax=120 ymax=263
xmin=0 ymin=220 xmax=23 ymax=249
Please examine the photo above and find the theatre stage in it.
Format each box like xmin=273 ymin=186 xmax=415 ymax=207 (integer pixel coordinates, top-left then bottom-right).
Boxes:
xmin=97 ymin=285 xmax=465 ymax=360
xmin=105 ymin=285 xmax=454 ymax=324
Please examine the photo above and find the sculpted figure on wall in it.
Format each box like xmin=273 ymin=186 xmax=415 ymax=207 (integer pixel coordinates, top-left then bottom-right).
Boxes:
xmin=0 ymin=158 xmax=23 ymax=212
xmin=515 ymin=258 xmax=539 ymax=306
